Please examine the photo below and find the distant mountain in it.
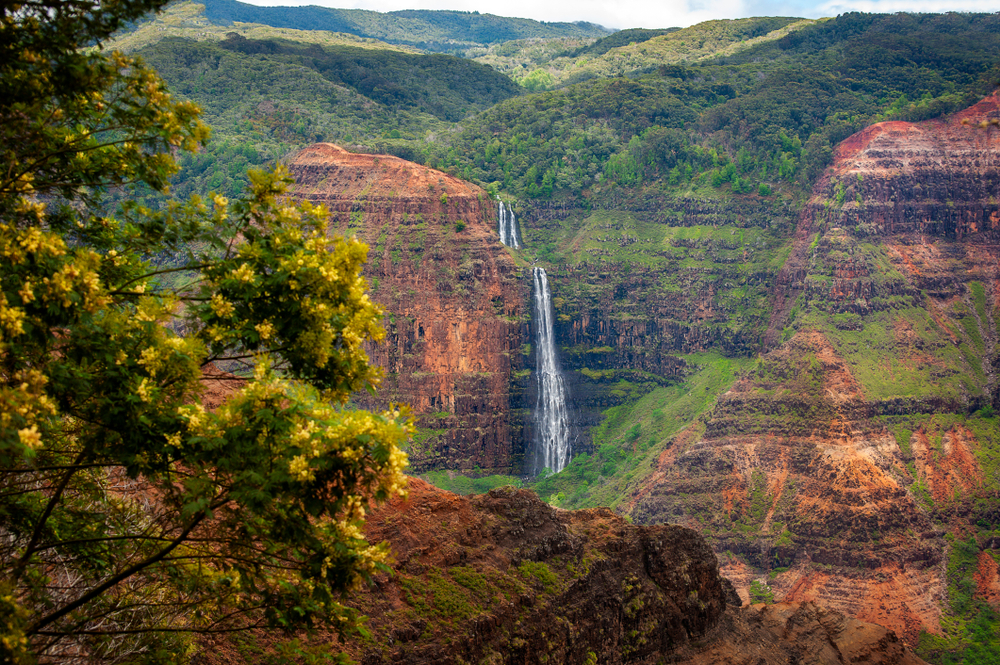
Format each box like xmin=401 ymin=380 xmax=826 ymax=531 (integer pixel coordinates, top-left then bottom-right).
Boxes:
xmin=199 ymin=0 xmax=612 ymax=52
xmin=566 ymin=27 xmax=682 ymax=58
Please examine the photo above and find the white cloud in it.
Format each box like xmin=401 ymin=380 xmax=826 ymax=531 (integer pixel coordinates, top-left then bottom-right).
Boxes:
xmin=820 ymin=0 xmax=999 ymax=12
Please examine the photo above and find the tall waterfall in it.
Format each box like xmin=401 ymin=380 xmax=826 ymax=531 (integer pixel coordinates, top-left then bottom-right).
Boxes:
xmin=531 ymin=267 xmax=571 ymax=475
xmin=498 ymin=200 xmax=521 ymax=249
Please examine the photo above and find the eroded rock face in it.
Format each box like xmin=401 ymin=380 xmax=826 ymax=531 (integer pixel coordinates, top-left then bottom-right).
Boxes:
xmin=700 ymin=601 xmax=928 ymax=665
xmin=765 ymin=92 xmax=1000 ymax=351
xmin=343 ymin=479 xmax=728 ymax=664
xmin=194 ymin=479 xmax=924 ymax=665
xmin=287 ymin=144 xmax=528 ymax=474
xmin=625 ymin=331 xmax=947 ymax=643
xmin=623 ymin=96 xmax=1000 ymax=644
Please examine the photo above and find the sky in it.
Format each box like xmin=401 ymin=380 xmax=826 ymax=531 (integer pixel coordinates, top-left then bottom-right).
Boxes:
xmin=240 ymin=0 xmax=1000 ymax=29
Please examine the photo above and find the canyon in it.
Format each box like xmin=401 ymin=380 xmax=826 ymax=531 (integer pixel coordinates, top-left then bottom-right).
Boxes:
xmin=275 ymin=92 xmax=1000 ymax=659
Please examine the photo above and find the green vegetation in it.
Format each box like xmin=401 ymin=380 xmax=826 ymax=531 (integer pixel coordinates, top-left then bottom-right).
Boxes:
xmin=530 ymin=354 xmax=747 ymax=510
xmin=422 ymin=471 xmax=523 ymax=495
xmin=0 ymin=0 xmax=409 ymax=660
xmin=749 ymin=580 xmax=776 ymax=604
xmin=566 ymin=28 xmax=682 ymax=58
xmin=426 ymin=13 xmax=1000 ymax=202
xmin=200 ymin=0 xmax=610 ymax=53
xmin=106 ymin=1 xmax=416 ymax=54
xmin=105 ymin=0 xmax=524 ymax=206
xmin=517 ymin=561 xmax=560 ymax=594
xmin=916 ymin=538 xmax=1000 ymax=665
xmin=474 ymin=18 xmax=813 ymax=91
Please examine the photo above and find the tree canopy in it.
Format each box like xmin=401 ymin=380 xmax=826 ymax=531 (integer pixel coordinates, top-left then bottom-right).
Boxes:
xmin=0 ymin=0 xmax=410 ymax=662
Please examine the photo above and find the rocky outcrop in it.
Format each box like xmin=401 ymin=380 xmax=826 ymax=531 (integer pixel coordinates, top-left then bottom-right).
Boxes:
xmin=699 ymin=601 xmax=927 ymax=665
xmin=287 ymin=144 xmax=528 ymax=474
xmin=196 ymin=479 xmax=926 ymax=665
xmin=348 ymin=479 xmax=728 ymax=664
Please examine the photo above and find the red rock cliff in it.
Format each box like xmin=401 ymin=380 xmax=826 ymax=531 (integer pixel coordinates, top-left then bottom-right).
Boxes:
xmin=287 ymin=144 xmax=527 ymax=474
xmin=628 ymin=94 xmax=1000 ymax=646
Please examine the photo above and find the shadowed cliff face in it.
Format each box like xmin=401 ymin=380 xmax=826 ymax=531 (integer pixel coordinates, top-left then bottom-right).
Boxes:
xmin=287 ymin=144 xmax=528 ymax=475
xmin=344 ymin=480 xmax=926 ymax=665
xmin=620 ymin=94 xmax=1000 ymax=646
xmin=197 ymin=479 xmax=926 ymax=665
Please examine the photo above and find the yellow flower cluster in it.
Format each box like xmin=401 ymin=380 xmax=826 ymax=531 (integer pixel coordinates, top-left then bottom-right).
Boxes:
xmin=210 ymin=294 xmax=235 ymax=318
xmin=136 ymin=377 xmax=153 ymax=402
xmin=0 ymin=220 xmax=65 ymax=263
xmin=255 ymin=321 xmax=275 ymax=340
xmin=0 ymin=223 xmax=108 ymax=322
xmin=17 ymin=425 xmax=41 ymax=449
xmin=44 ymin=254 xmax=102 ymax=309
xmin=0 ymin=293 xmax=25 ymax=342
xmin=134 ymin=295 xmax=175 ymax=323
xmin=1 ymin=369 xmax=57 ymax=456
xmin=229 ymin=263 xmax=256 ymax=284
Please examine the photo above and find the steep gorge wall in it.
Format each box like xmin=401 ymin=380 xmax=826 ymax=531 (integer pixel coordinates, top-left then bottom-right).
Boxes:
xmin=622 ymin=93 xmax=1000 ymax=645
xmin=516 ymin=196 xmax=796 ymax=449
xmin=287 ymin=144 xmax=529 ymax=474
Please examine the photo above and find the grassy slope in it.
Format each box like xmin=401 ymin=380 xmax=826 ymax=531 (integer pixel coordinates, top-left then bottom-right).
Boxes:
xmin=531 ymin=353 xmax=748 ymax=511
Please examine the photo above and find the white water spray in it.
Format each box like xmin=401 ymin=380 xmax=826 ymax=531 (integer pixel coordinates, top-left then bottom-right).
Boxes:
xmin=531 ymin=267 xmax=571 ymax=475
xmin=498 ymin=200 xmax=521 ymax=249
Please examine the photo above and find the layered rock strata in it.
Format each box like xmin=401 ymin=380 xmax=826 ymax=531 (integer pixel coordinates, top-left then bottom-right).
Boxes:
xmin=287 ymin=144 xmax=528 ymax=474
xmin=625 ymin=331 xmax=946 ymax=643
xmin=766 ymin=92 xmax=1000 ymax=352
xmin=624 ymin=95 xmax=1000 ymax=645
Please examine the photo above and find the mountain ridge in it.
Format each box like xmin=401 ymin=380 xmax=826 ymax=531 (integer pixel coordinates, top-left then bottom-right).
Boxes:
xmin=199 ymin=0 xmax=612 ymax=51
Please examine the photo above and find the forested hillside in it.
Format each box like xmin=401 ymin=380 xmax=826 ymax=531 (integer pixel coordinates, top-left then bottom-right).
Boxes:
xmin=130 ymin=29 xmax=519 ymax=200
xmin=426 ymin=12 xmax=1000 ymax=203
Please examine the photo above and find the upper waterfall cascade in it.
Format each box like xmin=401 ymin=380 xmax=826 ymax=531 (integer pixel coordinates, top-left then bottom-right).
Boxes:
xmin=531 ymin=267 xmax=571 ymax=475
xmin=498 ymin=200 xmax=521 ymax=249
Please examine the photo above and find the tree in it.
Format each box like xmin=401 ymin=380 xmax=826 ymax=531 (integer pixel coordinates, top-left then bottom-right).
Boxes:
xmin=0 ymin=0 xmax=410 ymax=662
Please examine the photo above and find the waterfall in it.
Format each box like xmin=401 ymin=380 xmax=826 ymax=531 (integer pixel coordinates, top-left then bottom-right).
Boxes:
xmin=498 ymin=200 xmax=521 ymax=249
xmin=531 ymin=267 xmax=571 ymax=475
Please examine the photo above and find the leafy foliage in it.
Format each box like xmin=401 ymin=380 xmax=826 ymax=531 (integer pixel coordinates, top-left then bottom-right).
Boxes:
xmin=565 ymin=28 xmax=682 ymax=58
xmin=424 ymin=12 xmax=1000 ymax=202
xmin=0 ymin=0 xmax=410 ymax=661
xmin=216 ymin=34 xmax=521 ymax=122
